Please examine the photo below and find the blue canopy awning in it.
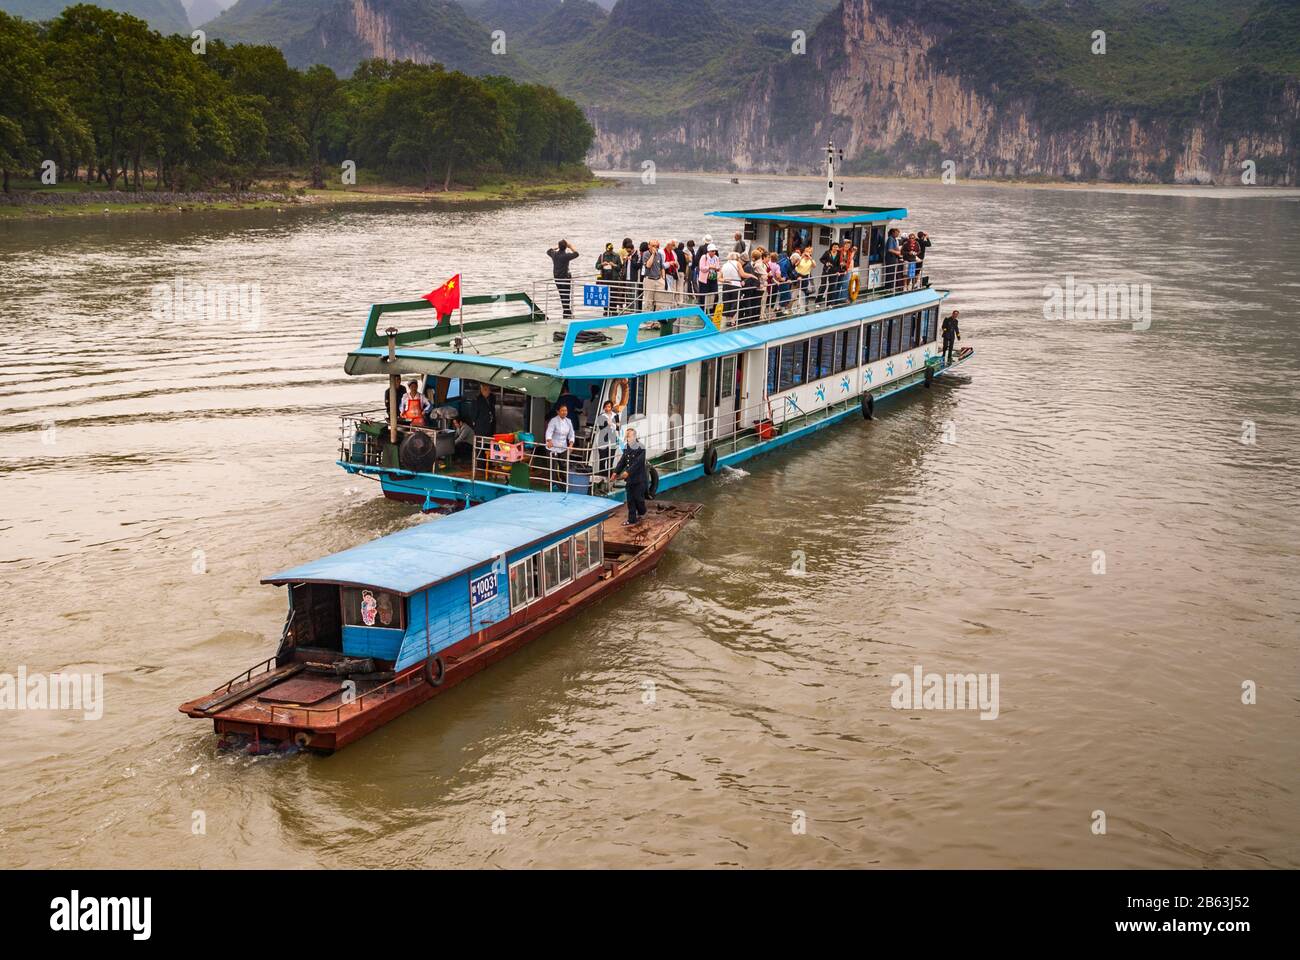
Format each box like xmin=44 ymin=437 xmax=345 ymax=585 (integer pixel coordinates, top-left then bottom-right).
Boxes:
xmin=556 ymin=289 xmax=945 ymax=379
xmin=263 ymin=493 xmax=620 ymax=596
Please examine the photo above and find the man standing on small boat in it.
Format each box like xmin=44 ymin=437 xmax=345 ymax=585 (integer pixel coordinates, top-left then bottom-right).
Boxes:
xmin=609 ymin=428 xmax=648 ymax=526
xmin=941 ymin=310 xmax=961 ymax=364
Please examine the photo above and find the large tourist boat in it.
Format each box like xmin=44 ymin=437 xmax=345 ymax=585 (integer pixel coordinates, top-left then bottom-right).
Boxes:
xmin=179 ymin=493 xmax=700 ymax=753
xmin=337 ymin=145 xmax=971 ymax=509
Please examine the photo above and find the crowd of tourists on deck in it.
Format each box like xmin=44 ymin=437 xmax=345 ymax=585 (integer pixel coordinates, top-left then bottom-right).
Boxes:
xmin=546 ymin=229 xmax=932 ymax=326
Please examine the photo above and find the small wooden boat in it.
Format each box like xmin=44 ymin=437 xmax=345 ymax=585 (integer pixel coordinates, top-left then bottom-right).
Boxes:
xmin=179 ymin=493 xmax=700 ymax=754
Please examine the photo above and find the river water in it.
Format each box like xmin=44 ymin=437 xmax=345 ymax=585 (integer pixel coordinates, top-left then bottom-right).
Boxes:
xmin=1 ymin=175 xmax=1297 ymax=868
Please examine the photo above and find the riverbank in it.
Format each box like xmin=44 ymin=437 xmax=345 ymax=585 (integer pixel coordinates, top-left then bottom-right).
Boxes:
xmin=0 ymin=172 xmax=611 ymax=221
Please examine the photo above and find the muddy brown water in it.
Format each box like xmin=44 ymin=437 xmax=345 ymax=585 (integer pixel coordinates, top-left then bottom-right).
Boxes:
xmin=1 ymin=176 xmax=1297 ymax=868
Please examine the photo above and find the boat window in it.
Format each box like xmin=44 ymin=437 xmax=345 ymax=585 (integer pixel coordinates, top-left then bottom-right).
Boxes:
xmin=766 ymin=347 xmax=779 ymax=395
xmin=541 ymin=539 xmax=579 ymax=593
xmin=814 ymin=334 xmax=834 ymax=380
xmin=341 ymin=587 xmax=404 ymax=630
xmin=929 ymin=307 xmax=940 ymax=342
xmin=625 ymin=374 xmax=648 ymax=418
xmin=866 ymin=322 xmax=882 ymax=363
xmin=889 ymin=317 xmax=903 ymax=355
xmin=543 ymin=545 xmax=562 ymax=594
xmin=832 ymin=330 xmax=846 ymax=374
xmin=575 ymin=530 xmax=590 ymax=571
xmin=902 ymin=314 xmax=915 ymax=351
xmin=920 ymin=310 xmax=930 ymax=342
xmin=869 ymin=225 xmax=885 ymax=264
xmin=719 ymin=355 xmax=736 ymax=400
xmin=509 ymin=561 xmax=527 ymax=609
xmin=590 ymin=525 xmax=603 ymax=568
xmin=509 ymin=554 xmax=541 ymax=611
xmin=842 ymin=326 xmax=859 ymax=371
xmin=818 ymin=226 xmax=832 ymax=247
xmin=778 ymin=341 xmax=806 ymax=392
xmin=559 ymin=537 xmax=573 ymax=583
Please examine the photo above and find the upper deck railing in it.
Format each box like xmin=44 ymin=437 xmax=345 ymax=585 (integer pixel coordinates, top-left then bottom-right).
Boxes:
xmin=532 ymin=259 xmax=933 ymax=333
xmin=349 ymin=260 xmax=936 ymax=373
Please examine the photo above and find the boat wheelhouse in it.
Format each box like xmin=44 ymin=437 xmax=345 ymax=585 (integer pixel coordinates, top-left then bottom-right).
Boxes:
xmin=179 ymin=493 xmax=700 ymax=753
xmin=337 ymin=146 xmax=971 ymax=509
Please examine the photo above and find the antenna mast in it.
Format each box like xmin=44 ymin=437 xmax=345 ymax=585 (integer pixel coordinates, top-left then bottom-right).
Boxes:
xmin=823 ymin=140 xmax=837 ymax=212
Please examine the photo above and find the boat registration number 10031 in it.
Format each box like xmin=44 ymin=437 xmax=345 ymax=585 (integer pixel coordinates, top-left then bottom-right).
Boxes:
xmin=469 ymin=571 xmax=499 ymax=608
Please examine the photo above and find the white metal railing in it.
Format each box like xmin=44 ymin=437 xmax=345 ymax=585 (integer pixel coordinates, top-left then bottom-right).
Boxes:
xmin=470 ymin=435 xmax=611 ymax=494
xmin=535 ymin=261 xmax=930 ymax=329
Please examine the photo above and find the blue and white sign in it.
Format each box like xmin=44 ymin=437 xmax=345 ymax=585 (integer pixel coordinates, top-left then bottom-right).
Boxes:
xmin=582 ymin=284 xmax=610 ymax=308
xmin=469 ymin=571 xmax=499 ymax=609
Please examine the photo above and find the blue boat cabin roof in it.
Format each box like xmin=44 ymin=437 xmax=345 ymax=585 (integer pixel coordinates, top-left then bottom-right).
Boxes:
xmin=555 ymin=288 xmax=945 ymax=378
xmin=706 ymin=203 xmax=908 ymax=226
xmin=262 ymin=493 xmax=620 ymax=596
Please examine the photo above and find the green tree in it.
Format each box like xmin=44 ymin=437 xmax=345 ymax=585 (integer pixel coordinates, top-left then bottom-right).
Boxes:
xmin=427 ymin=70 xmax=507 ymax=191
xmin=298 ymin=64 xmax=340 ymax=189
xmin=0 ymin=11 xmax=91 ymax=192
xmin=45 ymin=5 xmax=162 ymax=189
xmin=205 ymin=40 xmax=307 ymax=167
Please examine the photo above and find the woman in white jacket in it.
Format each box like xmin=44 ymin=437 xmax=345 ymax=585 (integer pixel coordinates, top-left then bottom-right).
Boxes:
xmin=593 ymin=399 xmax=622 ymax=474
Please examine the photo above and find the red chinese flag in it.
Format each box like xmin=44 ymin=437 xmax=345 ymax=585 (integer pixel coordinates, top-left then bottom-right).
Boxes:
xmin=422 ymin=274 xmax=461 ymax=319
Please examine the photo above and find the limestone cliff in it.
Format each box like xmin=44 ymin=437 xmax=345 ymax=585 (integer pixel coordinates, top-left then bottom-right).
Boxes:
xmin=586 ymin=0 xmax=1297 ymax=185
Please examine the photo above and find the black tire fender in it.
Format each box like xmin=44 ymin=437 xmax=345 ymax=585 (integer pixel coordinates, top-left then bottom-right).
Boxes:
xmin=861 ymin=392 xmax=874 ymax=420
xmin=647 ymin=466 xmax=660 ymax=499
xmin=924 ymin=366 xmax=934 ymax=388
xmin=702 ymin=445 xmax=719 ymax=475
xmin=424 ymin=655 xmax=445 ymax=687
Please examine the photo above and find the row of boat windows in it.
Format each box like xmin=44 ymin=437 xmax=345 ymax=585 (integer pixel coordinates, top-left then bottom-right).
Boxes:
xmin=509 ymin=525 xmax=605 ymax=611
xmin=765 ymin=307 xmax=941 ymax=394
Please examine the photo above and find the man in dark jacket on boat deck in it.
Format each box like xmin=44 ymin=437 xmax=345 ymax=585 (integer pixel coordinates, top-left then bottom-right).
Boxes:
xmin=471 ymin=382 xmax=496 ymax=437
xmin=470 ymin=382 xmax=496 ymax=470
xmin=941 ymin=310 xmax=961 ymax=364
xmin=609 ymin=428 xmax=648 ymax=526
